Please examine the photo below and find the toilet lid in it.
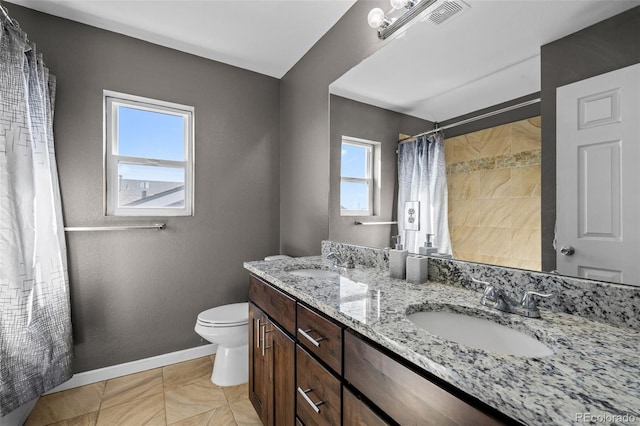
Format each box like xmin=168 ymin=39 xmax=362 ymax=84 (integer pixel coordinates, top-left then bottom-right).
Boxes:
xmin=197 ymin=302 xmax=248 ymax=326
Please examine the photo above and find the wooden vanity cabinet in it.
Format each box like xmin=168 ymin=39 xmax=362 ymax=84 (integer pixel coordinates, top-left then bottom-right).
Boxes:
xmin=249 ymin=277 xmax=295 ymax=426
xmin=248 ymin=273 xmax=517 ymax=426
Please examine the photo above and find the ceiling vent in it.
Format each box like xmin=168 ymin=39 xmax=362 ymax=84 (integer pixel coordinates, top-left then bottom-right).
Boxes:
xmin=426 ymin=0 xmax=470 ymax=27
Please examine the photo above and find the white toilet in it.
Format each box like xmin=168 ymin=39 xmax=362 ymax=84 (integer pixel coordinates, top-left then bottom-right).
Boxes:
xmin=194 ymin=302 xmax=249 ymax=387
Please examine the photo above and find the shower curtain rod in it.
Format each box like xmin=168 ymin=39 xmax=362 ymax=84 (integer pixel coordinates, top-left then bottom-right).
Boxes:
xmin=0 ymin=2 xmax=16 ymax=26
xmin=398 ymin=98 xmax=541 ymax=144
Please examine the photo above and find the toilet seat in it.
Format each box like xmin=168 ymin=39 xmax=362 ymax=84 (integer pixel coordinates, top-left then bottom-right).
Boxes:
xmin=197 ymin=302 xmax=248 ymax=327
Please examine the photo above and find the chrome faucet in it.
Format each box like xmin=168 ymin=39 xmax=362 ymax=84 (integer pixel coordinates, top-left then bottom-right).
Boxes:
xmin=326 ymin=251 xmax=355 ymax=269
xmin=473 ymin=278 xmax=551 ymax=318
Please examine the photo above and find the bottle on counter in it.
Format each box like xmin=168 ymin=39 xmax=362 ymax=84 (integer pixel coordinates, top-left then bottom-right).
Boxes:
xmin=389 ymin=235 xmax=409 ymax=280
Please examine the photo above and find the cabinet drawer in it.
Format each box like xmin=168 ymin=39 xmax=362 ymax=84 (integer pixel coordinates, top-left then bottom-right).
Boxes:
xmin=343 ymin=387 xmax=389 ymax=426
xmin=249 ymin=274 xmax=296 ymax=335
xmin=296 ymin=345 xmax=341 ymax=426
xmin=344 ymin=331 xmax=507 ymax=426
xmin=296 ymin=304 xmax=343 ymax=374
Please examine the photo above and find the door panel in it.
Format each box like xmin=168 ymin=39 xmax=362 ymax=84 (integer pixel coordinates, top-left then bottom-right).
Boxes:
xmin=556 ymin=63 xmax=640 ymax=284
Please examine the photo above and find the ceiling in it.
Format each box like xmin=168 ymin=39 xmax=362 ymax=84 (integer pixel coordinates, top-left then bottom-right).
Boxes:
xmin=6 ymin=0 xmax=356 ymax=78
xmin=330 ymin=0 xmax=640 ymax=122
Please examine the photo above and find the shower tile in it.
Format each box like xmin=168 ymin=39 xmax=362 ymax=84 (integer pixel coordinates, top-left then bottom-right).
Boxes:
xmin=452 ymin=134 xmax=480 ymax=163
xmin=448 ymin=199 xmax=479 ymax=227
xmin=477 ymin=199 xmax=512 ymax=228
xmin=512 ymin=117 xmax=541 ymax=154
xmin=444 ymin=135 xmax=460 ymax=163
xmin=101 ymin=367 xmax=163 ymax=409
xmin=511 ymin=197 xmax=541 ymax=230
xmin=169 ymin=406 xmax=237 ymax=426
xmin=511 ymin=228 xmax=541 ymax=261
xmin=164 ymin=379 xmax=227 ymax=424
xmin=477 ymin=124 xmax=511 ymax=159
xmin=96 ymin=392 xmax=165 ymax=426
xmin=471 ymin=169 xmax=511 ymax=199
xmin=163 ymin=357 xmax=212 ymax=389
xmin=511 ymin=165 xmax=541 ymax=197
xmin=26 ymin=382 xmax=105 ymax=426
xmin=447 ymin=173 xmax=478 ymax=200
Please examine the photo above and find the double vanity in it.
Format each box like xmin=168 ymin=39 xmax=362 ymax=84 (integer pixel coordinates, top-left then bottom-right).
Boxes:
xmin=244 ymin=246 xmax=640 ymax=425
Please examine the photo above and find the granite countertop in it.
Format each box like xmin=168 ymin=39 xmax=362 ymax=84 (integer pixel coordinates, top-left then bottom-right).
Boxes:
xmin=244 ymin=256 xmax=640 ymax=426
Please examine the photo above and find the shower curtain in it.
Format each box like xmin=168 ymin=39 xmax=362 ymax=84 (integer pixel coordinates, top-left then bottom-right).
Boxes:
xmin=397 ymin=132 xmax=452 ymax=255
xmin=0 ymin=13 xmax=73 ymax=416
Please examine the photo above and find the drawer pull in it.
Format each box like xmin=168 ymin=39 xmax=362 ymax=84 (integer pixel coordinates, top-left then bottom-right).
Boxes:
xmin=297 ymin=387 xmax=324 ymax=413
xmin=298 ymin=328 xmax=324 ymax=347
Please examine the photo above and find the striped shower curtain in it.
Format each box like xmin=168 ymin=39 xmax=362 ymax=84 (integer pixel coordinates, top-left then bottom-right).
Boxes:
xmin=0 ymin=12 xmax=73 ymax=415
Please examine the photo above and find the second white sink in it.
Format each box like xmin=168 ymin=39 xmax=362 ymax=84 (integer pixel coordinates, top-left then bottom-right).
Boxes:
xmin=407 ymin=310 xmax=555 ymax=358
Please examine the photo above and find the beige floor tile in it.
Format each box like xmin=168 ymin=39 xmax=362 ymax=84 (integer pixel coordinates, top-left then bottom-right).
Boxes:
xmin=163 ymin=357 xmax=212 ymax=389
xmin=48 ymin=411 xmax=98 ymax=426
xmin=101 ymin=368 xmax=164 ymax=409
xmin=164 ymin=379 xmax=228 ymax=424
xmin=96 ymin=393 xmax=165 ymax=426
xmin=169 ymin=406 xmax=237 ymax=426
xmin=229 ymin=399 xmax=262 ymax=424
xmin=26 ymin=382 xmax=105 ymax=426
xmin=222 ymin=383 xmax=248 ymax=403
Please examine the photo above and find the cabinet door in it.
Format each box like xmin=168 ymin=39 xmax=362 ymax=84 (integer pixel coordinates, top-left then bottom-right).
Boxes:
xmin=267 ymin=321 xmax=296 ymax=426
xmin=249 ymin=303 xmax=269 ymax=425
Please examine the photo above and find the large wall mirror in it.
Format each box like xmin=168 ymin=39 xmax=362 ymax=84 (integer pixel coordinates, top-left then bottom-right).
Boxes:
xmin=328 ymin=1 xmax=640 ymax=286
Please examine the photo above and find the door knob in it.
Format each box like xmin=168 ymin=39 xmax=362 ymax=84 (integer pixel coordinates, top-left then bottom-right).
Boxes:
xmin=560 ymin=246 xmax=575 ymax=256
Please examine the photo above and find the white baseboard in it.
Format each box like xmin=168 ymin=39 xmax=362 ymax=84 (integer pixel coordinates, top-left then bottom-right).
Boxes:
xmin=46 ymin=344 xmax=217 ymax=394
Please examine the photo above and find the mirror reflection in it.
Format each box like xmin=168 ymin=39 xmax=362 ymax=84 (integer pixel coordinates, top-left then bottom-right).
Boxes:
xmin=328 ymin=1 xmax=640 ymax=286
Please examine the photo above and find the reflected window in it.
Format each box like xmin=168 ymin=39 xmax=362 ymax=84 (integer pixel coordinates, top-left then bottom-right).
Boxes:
xmin=340 ymin=136 xmax=377 ymax=216
xmin=105 ymin=91 xmax=194 ymax=216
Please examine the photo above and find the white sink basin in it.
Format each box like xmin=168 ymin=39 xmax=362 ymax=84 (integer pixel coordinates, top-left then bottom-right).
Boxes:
xmin=407 ymin=310 xmax=554 ymax=357
xmin=288 ymin=268 xmax=339 ymax=278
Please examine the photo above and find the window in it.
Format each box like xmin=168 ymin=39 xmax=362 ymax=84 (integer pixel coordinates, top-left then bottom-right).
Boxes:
xmin=340 ymin=136 xmax=376 ymax=216
xmin=104 ymin=91 xmax=194 ymax=216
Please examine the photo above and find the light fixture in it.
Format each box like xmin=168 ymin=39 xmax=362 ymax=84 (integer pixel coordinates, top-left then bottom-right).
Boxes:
xmin=367 ymin=8 xmax=391 ymax=29
xmin=368 ymin=0 xmax=439 ymax=40
xmin=390 ymin=0 xmax=415 ymax=10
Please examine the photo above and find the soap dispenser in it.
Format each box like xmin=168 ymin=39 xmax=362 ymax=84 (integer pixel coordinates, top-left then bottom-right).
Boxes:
xmin=389 ymin=235 xmax=409 ymax=279
xmin=418 ymin=234 xmax=438 ymax=256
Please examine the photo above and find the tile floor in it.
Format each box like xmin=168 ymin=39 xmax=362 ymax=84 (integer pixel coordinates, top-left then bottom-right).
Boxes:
xmin=25 ymin=355 xmax=262 ymax=426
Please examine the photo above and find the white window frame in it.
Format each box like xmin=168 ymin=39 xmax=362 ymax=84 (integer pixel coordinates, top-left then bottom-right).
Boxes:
xmin=104 ymin=90 xmax=194 ymax=216
xmin=340 ymin=136 xmax=376 ymax=216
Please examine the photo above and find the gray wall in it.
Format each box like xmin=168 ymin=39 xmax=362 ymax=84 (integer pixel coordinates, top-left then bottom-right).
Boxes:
xmin=540 ymin=6 xmax=640 ymax=271
xmin=279 ymin=0 xmax=389 ymax=256
xmin=329 ymin=95 xmax=431 ymax=248
xmin=8 ymin=4 xmax=281 ymax=372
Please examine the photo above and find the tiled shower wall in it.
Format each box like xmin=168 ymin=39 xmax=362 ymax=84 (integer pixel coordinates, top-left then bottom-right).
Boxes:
xmin=445 ymin=117 xmax=541 ymax=271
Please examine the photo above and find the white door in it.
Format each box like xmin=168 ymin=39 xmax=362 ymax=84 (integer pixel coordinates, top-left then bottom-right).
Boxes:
xmin=556 ymin=63 xmax=640 ymax=284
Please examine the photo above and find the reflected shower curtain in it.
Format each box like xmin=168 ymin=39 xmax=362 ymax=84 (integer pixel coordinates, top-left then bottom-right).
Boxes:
xmin=0 ymin=14 xmax=72 ymax=415
xmin=397 ymin=133 xmax=452 ymax=255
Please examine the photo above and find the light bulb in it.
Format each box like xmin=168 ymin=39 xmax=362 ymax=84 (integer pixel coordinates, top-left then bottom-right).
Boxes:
xmin=367 ymin=8 xmax=386 ymax=28
xmin=390 ymin=0 xmax=408 ymax=9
